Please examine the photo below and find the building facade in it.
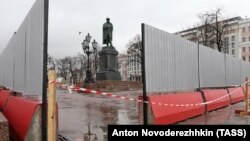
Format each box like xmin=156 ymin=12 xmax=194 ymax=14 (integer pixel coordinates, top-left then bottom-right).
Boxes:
xmin=223 ymin=19 xmax=240 ymax=57
xmin=239 ymin=18 xmax=250 ymax=61
xmin=176 ymin=17 xmax=250 ymax=61
xmin=127 ymin=47 xmax=142 ymax=82
xmin=118 ymin=53 xmax=128 ymax=81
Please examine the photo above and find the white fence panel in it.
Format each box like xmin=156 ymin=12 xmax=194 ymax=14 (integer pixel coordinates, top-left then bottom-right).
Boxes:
xmin=144 ymin=24 xmax=199 ymax=93
xmin=225 ymin=55 xmax=242 ymax=86
xmin=0 ymin=0 xmax=45 ymax=95
xmin=197 ymin=45 xmax=226 ymax=88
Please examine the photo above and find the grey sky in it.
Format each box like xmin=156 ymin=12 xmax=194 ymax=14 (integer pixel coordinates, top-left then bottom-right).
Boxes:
xmin=1 ymin=0 xmax=250 ymax=58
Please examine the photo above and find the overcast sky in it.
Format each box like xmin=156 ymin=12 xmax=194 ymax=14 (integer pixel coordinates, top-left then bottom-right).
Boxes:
xmin=1 ymin=0 xmax=250 ymax=58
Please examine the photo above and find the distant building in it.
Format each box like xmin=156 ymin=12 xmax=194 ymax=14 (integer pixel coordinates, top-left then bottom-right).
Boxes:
xmin=176 ymin=17 xmax=250 ymax=61
xmin=125 ymin=17 xmax=250 ymax=82
xmin=118 ymin=53 xmax=128 ymax=81
xmin=239 ymin=18 xmax=250 ymax=61
xmin=127 ymin=46 xmax=142 ymax=82
xmin=222 ymin=17 xmax=240 ymax=57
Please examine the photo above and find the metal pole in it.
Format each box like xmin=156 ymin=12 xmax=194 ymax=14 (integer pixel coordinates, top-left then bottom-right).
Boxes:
xmin=197 ymin=42 xmax=200 ymax=89
xmin=246 ymin=77 xmax=249 ymax=112
xmin=87 ymin=52 xmax=90 ymax=71
xmin=42 ymin=0 xmax=49 ymax=140
xmin=95 ymin=53 xmax=97 ymax=75
xmin=85 ymin=51 xmax=90 ymax=83
xmin=141 ymin=23 xmax=147 ymax=125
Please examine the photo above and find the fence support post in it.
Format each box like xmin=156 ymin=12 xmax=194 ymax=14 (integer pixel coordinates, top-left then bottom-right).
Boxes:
xmin=235 ymin=77 xmax=250 ymax=116
xmin=48 ymin=70 xmax=57 ymax=141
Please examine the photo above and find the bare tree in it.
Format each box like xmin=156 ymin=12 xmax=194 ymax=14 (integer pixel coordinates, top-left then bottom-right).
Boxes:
xmin=51 ymin=54 xmax=89 ymax=84
xmin=75 ymin=53 xmax=87 ymax=83
xmin=48 ymin=55 xmax=56 ymax=69
xmin=127 ymin=34 xmax=142 ymax=81
xmin=87 ymin=44 xmax=101 ymax=78
xmin=55 ymin=57 xmax=71 ymax=82
xmin=194 ymin=13 xmax=215 ymax=46
xmin=209 ymin=8 xmax=231 ymax=52
xmin=127 ymin=34 xmax=142 ymax=64
xmin=68 ymin=56 xmax=78 ymax=84
xmin=190 ymin=8 xmax=231 ymax=52
xmin=66 ymin=55 xmax=87 ymax=85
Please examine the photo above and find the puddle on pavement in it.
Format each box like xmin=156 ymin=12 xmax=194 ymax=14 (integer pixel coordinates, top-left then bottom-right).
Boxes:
xmin=58 ymin=90 xmax=140 ymax=141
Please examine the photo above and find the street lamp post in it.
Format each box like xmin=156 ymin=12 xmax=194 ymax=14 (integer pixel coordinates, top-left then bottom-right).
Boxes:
xmin=81 ymin=33 xmax=98 ymax=84
xmin=94 ymin=51 xmax=98 ymax=76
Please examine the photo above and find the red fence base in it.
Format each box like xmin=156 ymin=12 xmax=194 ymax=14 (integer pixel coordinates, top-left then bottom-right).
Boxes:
xmin=148 ymin=92 xmax=205 ymax=124
xmin=3 ymin=96 xmax=39 ymax=141
xmin=0 ymin=90 xmax=11 ymax=111
xmin=202 ymin=89 xmax=230 ymax=112
xmin=228 ymin=87 xmax=245 ymax=104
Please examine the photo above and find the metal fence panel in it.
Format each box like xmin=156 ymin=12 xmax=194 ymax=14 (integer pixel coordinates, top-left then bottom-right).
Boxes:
xmin=0 ymin=48 xmax=5 ymax=86
xmin=174 ymin=35 xmax=199 ymax=91
xmin=0 ymin=0 xmax=45 ymax=95
xmin=0 ymin=56 xmax=3 ymax=86
xmin=241 ymin=60 xmax=250 ymax=81
xmin=144 ymin=24 xmax=199 ymax=93
xmin=144 ymin=25 xmax=175 ymax=92
xmin=241 ymin=61 xmax=246 ymax=81
xmin=199 ymin=45 xmax=226 ymax=88
xmin=0 ymin=48 xmax=6 ymax=86
xmin=225 ymin=55 xmax=242 ymax=86
xmin=248 ymin=64 xmax=250 ymax=78
xmin=25 ymin=0 xmax=44 ymax=95
xmin=4 ymin=41 xmax=14 ymax=89
xmin=0 ymin=55 xmax=2 ymax=86
xmin=143 ymin=24 xmax=250 ymax=93
xmin=13 ymin=20 xmax=27 ymax=93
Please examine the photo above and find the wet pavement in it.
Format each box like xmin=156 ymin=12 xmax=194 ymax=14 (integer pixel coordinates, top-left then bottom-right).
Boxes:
xmin=57 ymin=89 xmax=250 ymax=141
xmin=57 ymin=89 xmax=141 ymax=141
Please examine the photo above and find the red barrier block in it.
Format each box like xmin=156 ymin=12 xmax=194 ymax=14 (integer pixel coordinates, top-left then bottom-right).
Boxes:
xmin=0 ymin=90 xmax=11 ymax=110
xmin=202 ymin=89 xmax=230 ymax=112
xmin=3 ymin=96 xmax=39 ymax=141
xmin=148 ymin=92 xmax=205 ymax=124
xmin=228 ymin=87 xmax=245 ymax=104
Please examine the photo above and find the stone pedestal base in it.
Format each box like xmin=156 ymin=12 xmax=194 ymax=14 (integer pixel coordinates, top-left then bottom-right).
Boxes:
xmin=83 ymin=80 xmax=142 ymax=92
xmin=84 ymin=70 xmax=94 ymax=83
xmin=96 ymin=71 xmax=121 ymax=81
xmin=96 ymin=46 xmax=121 ymax=81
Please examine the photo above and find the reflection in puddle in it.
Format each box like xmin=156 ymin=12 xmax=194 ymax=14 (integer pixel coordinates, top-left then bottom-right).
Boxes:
xmin=117 ymin=110 xmax=129 ymax=124
xmin=58 ymin=90 xmax=141 ymax=141
xmin=83 ymin=124 xmax=97 ymax=141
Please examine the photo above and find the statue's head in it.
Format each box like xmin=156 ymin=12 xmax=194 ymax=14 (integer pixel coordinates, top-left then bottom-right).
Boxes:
xmin=106 ymin=17 xmax=110 ymax=22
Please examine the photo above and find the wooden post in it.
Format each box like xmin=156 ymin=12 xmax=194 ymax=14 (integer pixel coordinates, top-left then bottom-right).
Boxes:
xmin=235 ymin=77 xmax=250 ymax=116
xmin=48 ymin=70 xmax=57 ymax=141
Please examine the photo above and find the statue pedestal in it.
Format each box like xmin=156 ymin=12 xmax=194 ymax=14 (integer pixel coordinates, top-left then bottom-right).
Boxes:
xmin=96 ymin=46 xmax=121 ymax=80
